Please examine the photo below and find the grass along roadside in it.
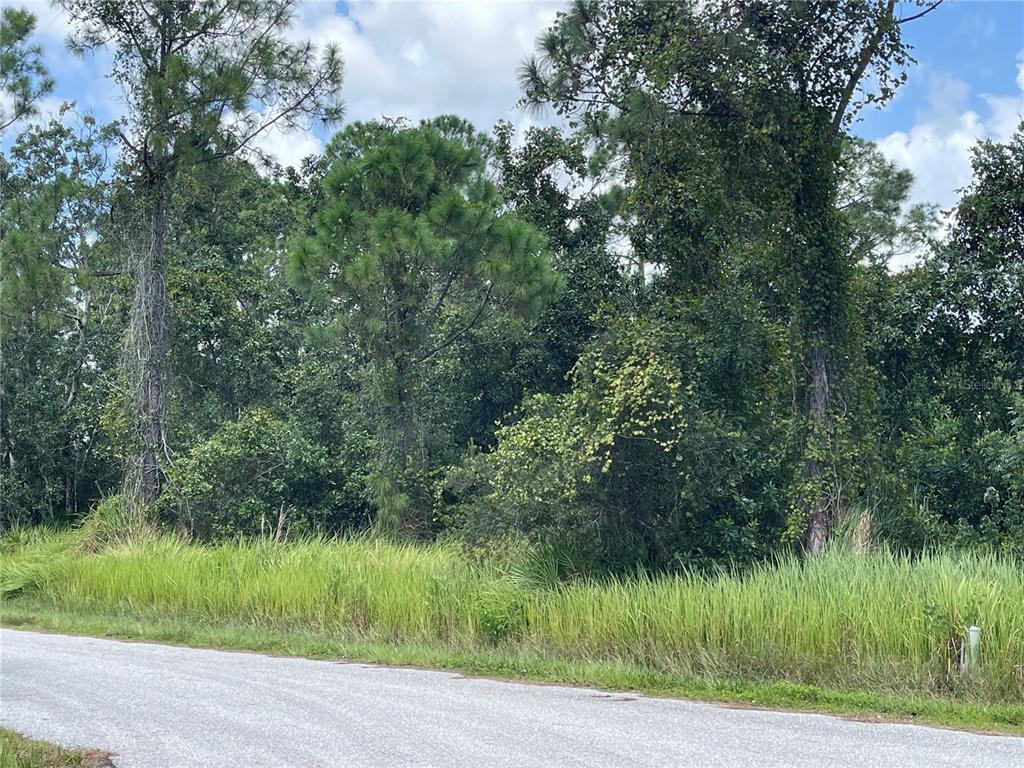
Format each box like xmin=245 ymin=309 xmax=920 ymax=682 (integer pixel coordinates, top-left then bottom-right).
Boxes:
xmin=2 ymin=599 xmax=1022 ymax=736
xmin=0 ymin=728 xmax=112 ymax=768
xmin=1 ymin=531 xmax=1022 ymax=734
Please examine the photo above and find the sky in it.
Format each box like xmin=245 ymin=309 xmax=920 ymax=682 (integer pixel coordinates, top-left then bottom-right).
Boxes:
xmin=4 ymin=0 xmax=1024 ymax=216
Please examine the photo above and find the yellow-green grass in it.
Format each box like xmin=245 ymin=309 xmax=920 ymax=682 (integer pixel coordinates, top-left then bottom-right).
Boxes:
xmin=0 ymin=728 xmax=111 ymax=768
xmin=2 ymin=531 xmax=1022 ymax=732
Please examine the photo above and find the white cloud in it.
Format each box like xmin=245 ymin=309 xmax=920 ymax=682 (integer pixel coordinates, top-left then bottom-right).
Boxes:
xmin=283 ymin=0 xmax=563 ymax=148
xmin=4 ymin=0 xmax=564 ymax=163
xmin=875 ymin=53 xmax=1024 ymax=212
xmin=248 ymin=124 xmax=324 ymax=170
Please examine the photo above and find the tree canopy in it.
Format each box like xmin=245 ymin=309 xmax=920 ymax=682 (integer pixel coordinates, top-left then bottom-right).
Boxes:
xmin=3 ymin=0 xmax=1020 ymax=563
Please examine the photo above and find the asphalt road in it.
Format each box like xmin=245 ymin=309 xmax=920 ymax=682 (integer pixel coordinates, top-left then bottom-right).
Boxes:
xmin=0 ymin=629 xmax=1020 ymax=768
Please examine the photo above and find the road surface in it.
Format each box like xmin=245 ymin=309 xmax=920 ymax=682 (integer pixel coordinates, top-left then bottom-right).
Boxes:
xmin=0 ymin=628 xmax=1020 ymax=767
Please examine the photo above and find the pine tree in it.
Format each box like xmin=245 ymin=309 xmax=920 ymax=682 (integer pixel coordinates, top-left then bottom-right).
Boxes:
xmin=59 ymin=0 xmax=344 ymax=512
xmin=0 ymin=7 xmax=54 ymax=134
xmin=289 ymin=118 xmax=560 ymax=532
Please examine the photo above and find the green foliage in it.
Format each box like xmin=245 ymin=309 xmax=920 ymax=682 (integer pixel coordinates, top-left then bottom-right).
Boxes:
xmin=6 ymin=531 xmax=1023 ymax=702
xmin=520 ymin=0 xmax=918 ymax=286
xmin=0 ymin=727 xmax=109 ymax=768
xmin=519 ymin=0 xmax=941 ymax=552
xmin=0 ymin=7 xmax=54 ymax=134
xmin=838 ymin=137 xmax=938 ymax=266
xmin=506 ymin=544 xmax=582 ymax=590
xmin=0 ymin=113 xmax=121 ymax=526
xmin=76 ymin=495 xmax=152 ymax=550
xmin=436 ymin=121 xmax=626 ymax=454
xmin=968 ymin=399 xmax=1024 ymax=553
xmin=56 ymin=0 xmax=346 ymax=509
xmin=863 ymin=125 xmax=1024 ymax=552
xmin=289 ymin=118 xmax=560 ymax=530
xmin=0 ymin=0 xmax=1019 ymax=588
xmin=474 ymin=581 xmax=527 ymax=643
xmin=159 ymin=409 xmax=367 ymax=539
xmin=291 ymin=118 xmax=559 ymax=343
xmin=0 ymin=528 xmax=73 ymax=599
xmin=456 ymin=291 xmax=795 ymax=570
xmin=164 ymin=158 xmax=311 ymax=441
xmin=60 ymin=0 xmax=344 ymax=169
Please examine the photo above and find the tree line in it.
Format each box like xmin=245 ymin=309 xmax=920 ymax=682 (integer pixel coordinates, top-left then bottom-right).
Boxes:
xmin=2 ymin=0 xmax=1021 ymax=569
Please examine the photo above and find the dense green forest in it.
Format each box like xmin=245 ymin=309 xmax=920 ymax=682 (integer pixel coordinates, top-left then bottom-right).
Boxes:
xmin=2 ymin=0 xmax=1022 ymax=572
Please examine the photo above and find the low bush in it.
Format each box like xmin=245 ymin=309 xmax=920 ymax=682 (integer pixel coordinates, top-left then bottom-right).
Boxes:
xmin=475 ymin=581 xmax=527 ymax=642
xmin=158 ymin=408 xmax=368 ymax=539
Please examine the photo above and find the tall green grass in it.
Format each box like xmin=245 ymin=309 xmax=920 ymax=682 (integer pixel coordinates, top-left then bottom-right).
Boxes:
xmin=2 ymin=532 xmax=1021 ymax=702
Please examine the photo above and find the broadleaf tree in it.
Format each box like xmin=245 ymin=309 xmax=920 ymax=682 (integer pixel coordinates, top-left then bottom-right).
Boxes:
xmin=521 ymin=0 xmax=942 ymax=552
xmin=0 ymin=112 xmax=120 ymax=524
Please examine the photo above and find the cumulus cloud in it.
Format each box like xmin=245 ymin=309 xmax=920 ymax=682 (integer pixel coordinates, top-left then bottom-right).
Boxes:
xmin=254 ymin=0 xmax=563 ymax=166
xmin=875 ymin=51 xmax=1024 ymax=212
xmin=279 ymin=0 xmax=563 ymax=160
xmin=24 ymin=0 xmax=1018 ymax=204
xmin=5 ymin=0 xmax=564 ymax=164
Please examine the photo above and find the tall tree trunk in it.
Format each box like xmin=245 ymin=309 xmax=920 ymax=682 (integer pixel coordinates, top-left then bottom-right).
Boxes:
xmin=63 ymin=288 xmax=90 ymax=518
xmin=804 ymin=337 xmax=831 ymax=555
xmin=125 ymin=184 xmax=169 ymax=507
xmin=392 ymin=354 xmax=423 ymax=464
xmin=366 ymin=352 xmax=426 ymax=535
xmin=64 ymin=472 xmax=76 ymax=517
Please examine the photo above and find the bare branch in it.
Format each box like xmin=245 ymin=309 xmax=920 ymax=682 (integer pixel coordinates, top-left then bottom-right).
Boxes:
xmin=412 ymin=283 xmax=496 ymax=365
xmin=897 ymin=0 xmax=943 ymax=25
xmin=831 ymin=0 xmax=897 ymax=134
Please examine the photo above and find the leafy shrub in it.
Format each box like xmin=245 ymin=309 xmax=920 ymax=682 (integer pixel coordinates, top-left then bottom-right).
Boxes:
xmin=507 ymin=543 xmax=582 ymax=590
xmin=159 ymin=408 xmax=367 ymax=539
xmin=871 ymin=394 xmax=1024 ymax=555
xmin=453 ymin=296 xmax=795 ymax=571
xmin=0 ymin=473 xmax=34 ymax=530
xmin=976 ymin=398 xmax=1024 ymax=553
xmin=474 ymin=581 xmax=527 ymax=643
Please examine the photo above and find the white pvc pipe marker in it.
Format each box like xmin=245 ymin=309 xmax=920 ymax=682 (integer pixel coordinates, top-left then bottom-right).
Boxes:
xmin=962 ymin=625 xmax=981 ymax=672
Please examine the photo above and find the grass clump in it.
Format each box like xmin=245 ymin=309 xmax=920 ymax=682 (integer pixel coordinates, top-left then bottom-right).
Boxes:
xmin=0 ymin=729 xmax=111 ymax=768
xmin=2 ymin=530 xmax=1022 ymax=725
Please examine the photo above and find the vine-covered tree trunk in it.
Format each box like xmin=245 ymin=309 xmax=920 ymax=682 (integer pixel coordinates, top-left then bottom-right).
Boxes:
xmin=792 ymin=120 xmax=846 ymax=556
xmin=39 ymin=0 xmax=345 ymax=521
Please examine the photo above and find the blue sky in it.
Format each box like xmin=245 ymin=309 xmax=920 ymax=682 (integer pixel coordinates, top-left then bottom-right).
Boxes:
xmin=5 ymin=0 xmax=1023 ymax=215
xmin=859 ymin=1 xmax=1023 ymax=138
xmin=858 ymin=1 xmax=1024 ymax=212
